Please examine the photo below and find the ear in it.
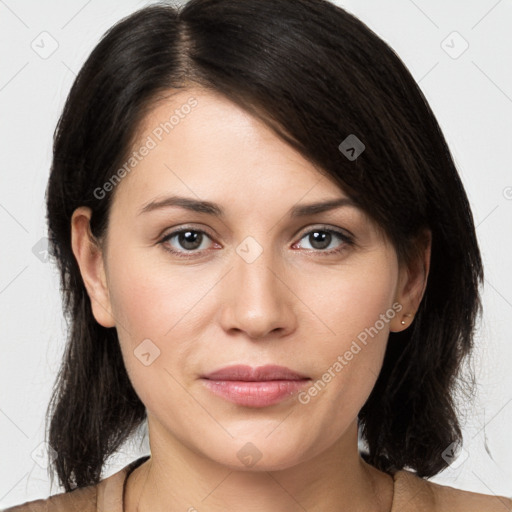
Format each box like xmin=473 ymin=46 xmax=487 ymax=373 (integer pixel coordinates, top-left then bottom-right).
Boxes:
xmin=390 ymin=228 xmax=432 ymax=332
xmin=70 ymin=206 xmax=116 ymax=328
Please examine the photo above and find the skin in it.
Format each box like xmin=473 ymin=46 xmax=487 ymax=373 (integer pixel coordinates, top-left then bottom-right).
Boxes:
xmin=71 ymin=87 xmax=431 ymax=512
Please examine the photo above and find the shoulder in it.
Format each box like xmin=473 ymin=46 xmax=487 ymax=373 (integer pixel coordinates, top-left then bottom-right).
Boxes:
xmin=1 ymin=456 xmax=150 ymax=512
xmin=2 ymin=456 xmax=150 ymax=512
xmin=1 ymin=484 xmax=97 ymax=512
xmin=392 ymin=469 xmax=512 ymax=512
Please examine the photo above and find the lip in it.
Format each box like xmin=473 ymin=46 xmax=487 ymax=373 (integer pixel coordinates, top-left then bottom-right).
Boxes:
xmin=201 ymin=365 xmax=311 ymax=407
xmin=202 ymin=364 xmax=309 ymax=381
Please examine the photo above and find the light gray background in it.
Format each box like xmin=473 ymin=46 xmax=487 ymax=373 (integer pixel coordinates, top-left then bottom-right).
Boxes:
xmin=1 ymin=0 xmax=511 ymax=508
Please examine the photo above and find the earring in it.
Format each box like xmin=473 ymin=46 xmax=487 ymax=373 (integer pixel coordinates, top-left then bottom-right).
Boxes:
xmin=401 ymin=313 xmax=413 ymax=325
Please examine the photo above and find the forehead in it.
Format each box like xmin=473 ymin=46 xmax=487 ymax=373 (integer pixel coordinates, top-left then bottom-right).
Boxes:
xmin=110 ymin=86 xmax=347 ymax=213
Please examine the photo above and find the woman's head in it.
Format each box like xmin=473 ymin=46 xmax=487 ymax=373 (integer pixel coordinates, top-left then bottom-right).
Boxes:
xmin=45 ymin=0 xmax=482 ymax=492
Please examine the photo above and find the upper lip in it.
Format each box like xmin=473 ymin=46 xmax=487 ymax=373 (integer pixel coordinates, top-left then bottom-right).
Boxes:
xmin=202 ymin=364 xmax=310 ymax=381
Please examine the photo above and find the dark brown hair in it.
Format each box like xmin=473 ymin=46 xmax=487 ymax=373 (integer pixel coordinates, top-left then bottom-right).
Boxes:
xmin=45 ymin=0 xmax=482 ymax=492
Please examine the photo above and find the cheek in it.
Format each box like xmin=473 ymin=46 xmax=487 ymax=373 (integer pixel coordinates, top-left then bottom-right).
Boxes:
xmin=105 ymin=255 xmax=205 ymax=419
xmin=295 ymin=257 xmax=398 ymax=406
xmin=104 ymin=246 xmax=197 ymax=377
xmin=106 ymin=244 xmax=203 ymax=340
xmin=298 ymin=255 xmax=398 ymax=347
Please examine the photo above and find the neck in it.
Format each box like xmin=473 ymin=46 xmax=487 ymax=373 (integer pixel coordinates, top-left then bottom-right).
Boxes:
xmin=125 ymin=418 xmax=394 ymax=512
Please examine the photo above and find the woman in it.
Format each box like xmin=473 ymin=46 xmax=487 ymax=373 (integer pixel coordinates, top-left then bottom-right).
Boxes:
xmin=5 ymin=0 xmax=511 ymax=511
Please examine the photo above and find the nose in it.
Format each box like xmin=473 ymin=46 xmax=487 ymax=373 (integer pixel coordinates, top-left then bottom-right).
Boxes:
xmin=218 ymin=243 xmax=297 ymax=340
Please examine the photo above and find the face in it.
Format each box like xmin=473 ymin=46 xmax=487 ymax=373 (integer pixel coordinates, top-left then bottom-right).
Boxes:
xmin=72 ymin=87 xmax=426 ymax=471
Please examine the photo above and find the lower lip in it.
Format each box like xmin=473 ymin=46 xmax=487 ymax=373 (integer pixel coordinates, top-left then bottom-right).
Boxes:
xmin=201 ymin=379 xmax=311 ymax=407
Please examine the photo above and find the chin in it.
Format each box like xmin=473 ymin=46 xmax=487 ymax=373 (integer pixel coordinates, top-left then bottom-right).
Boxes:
xmin=204 ymin=436 xmax=309 ymax=472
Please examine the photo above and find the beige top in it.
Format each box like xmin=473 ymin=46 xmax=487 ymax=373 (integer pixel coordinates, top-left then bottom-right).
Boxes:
xmin=4 ymin=455 xmax=512 ymax=511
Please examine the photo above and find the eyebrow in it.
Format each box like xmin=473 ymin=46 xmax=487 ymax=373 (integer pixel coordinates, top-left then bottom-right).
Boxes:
xmin=137 ymin=195 xmax=357 ymax=218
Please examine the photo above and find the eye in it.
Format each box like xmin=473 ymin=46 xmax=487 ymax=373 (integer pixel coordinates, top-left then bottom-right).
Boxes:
xmin=158 ymin=225 xmax=354 ymax=259
xmin=159 ymin=228 xmax=216 ymax=258
xmin=293 ymin=226 xmax=354 ymax=255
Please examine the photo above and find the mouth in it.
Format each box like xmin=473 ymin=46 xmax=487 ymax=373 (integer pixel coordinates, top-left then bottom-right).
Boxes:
xmin=200 ymin=364 xmax=312 ymax=408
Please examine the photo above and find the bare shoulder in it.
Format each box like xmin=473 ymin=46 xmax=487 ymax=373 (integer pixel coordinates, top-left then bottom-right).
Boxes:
xmin=393 ymin=469 xmax=512 ymax=512
xmin=1 ymin=483 xmax=97 ymax=512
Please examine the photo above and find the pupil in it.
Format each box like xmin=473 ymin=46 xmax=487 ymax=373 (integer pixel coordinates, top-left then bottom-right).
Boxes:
xmin=310 ymin=231 xmax=331 ymax=249
xmin=179 ymin=231 xmax=201 ymax=250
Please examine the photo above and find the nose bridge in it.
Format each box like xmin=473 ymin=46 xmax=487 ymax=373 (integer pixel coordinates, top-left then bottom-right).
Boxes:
xmin=221 ymin=234 xmax=294 ymax=338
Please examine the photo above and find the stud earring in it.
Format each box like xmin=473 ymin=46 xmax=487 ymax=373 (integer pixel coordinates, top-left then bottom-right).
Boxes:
xmin=401 ymin=313 xmax=413 ymax=325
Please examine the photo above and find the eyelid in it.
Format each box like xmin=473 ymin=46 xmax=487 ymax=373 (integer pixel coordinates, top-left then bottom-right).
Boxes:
xmin=158 ymin=223 xmax=216 ymax=239
xmin=295 ymin=223 xmax=355 ymax=241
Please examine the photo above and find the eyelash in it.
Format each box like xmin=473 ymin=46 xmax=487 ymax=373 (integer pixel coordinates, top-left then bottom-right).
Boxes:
xmin=158 ymin=225 xmax=354 ymax=259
